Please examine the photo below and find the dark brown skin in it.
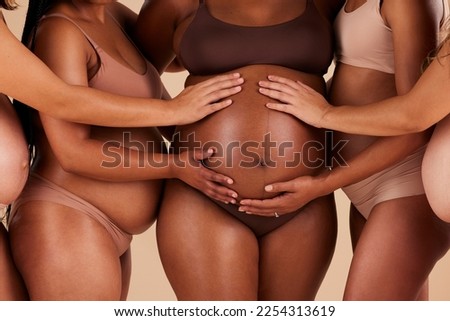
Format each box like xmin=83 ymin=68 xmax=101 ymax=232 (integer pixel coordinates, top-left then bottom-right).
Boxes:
xmin=134 ymin=0 xmax=344 ymax=300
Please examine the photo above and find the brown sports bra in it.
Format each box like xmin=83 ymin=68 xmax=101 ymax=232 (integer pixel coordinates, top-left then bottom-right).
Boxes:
xmin=178 ymin=0 xmax=334 ymax=76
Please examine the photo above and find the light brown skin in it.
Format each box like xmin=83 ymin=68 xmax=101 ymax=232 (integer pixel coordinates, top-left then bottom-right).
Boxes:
xmin=240 ymin=0 xmax=450 ymax=300
xmin=0 ymin=95 xmax=28 ymax=301
xmin=0 ymin=2 xmax=243 ymax=300
xmin=134 ymin=0 xmax=344 ymax=300
xmin=0 ymin=10 xmax=242 ymax=128
xmin=6 ymin=0 xmax=239 ymax=300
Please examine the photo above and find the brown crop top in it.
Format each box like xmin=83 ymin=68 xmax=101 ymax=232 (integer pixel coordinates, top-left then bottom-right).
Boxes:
xmin=178 ymin=0 xmax=334 ymax=76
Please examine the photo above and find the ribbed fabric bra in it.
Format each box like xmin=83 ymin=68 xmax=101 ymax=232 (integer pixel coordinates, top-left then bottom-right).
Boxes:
xmin=178 ymin=0 xmax=334 ymax=76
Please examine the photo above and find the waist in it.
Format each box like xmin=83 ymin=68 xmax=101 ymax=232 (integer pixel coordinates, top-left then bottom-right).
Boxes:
xmin=31 ymin=127 xmax=165 ymax=234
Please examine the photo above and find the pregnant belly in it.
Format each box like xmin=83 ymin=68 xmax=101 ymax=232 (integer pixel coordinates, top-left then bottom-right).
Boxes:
xmin=172 ymin=65 xmax=328 ymax=199
xmin=422 ymin=115 xmax=450 ymax=222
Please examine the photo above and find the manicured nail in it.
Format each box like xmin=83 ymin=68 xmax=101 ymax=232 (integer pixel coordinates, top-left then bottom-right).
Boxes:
xmin=265 ymin=185 xmax=273 ymax=192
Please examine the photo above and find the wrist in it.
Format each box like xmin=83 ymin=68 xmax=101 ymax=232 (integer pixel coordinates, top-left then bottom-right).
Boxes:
xmin=318 ymin=104 xmax=332 ymax=129
xmin=315 ymin=169 xmax=337 ymax=196
xmin=164 ymin=100 xmax=179 ymax=126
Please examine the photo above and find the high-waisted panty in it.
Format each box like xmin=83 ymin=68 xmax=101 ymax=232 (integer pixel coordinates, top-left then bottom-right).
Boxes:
xmin=342 ymin=145 xmax=427 ymax=219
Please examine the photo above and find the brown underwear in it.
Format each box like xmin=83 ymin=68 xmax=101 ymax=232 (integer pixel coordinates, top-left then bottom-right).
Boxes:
xmin=211 ymin=199 xmax=299 ymax=237
xmin=10 ymin=173 xmax=132 ymax=255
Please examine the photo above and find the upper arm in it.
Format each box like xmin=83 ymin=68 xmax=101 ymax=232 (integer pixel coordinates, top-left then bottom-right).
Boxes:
xmin=407 ymin=40 xmax=450 ymax=129
xmin=384 ymin=0 xmax=443 ymax=95
xmin=133 ymin=0 xmax=195 ymax=73
xmin=32 ymin=18 xmax=93 ymax=164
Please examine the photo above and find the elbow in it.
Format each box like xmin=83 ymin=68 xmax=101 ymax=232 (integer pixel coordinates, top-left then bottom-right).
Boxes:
xmin=398 ymin=112 xmax=429 ymax=135
xmin=57 ymin=155 xmax=83 ymax=176
xmin=405 ymin=117 xmax=430 ymax=134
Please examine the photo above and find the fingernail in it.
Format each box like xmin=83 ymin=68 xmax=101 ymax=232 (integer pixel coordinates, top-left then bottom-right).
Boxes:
xmin=238 ymin=207 xmax=245 ymax=212
xmin=227 ymin=179 xmax=234 ymax=184
xmin=265 ymin=185 xmax=273 ymax=192
xmin=232 ymin=193 xmax=238 ymax=198
xmin=230 ymin=199 xmax=236 ymax=204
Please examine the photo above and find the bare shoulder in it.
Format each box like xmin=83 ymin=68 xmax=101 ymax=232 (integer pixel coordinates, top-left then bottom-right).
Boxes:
xmin=382 ymin=0 xmax=443 ymax=16
xmin=32 ymin=15 xmax=92 ymax=61
xmin=382 ymin=0 xmax=444 ymax=28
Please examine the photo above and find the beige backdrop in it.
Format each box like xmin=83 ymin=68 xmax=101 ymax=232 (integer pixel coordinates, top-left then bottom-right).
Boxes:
xmin=4 ymin=0 xmax=450 ymax=300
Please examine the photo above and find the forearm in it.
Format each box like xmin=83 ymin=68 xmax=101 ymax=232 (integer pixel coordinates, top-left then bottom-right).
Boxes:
xmin=57 ymin=142 xmax=177 ymax=181
xmin=321 ymin=46 xmax=450 ymax=136
xmin=321 ymin=131 xmax=431 ymax=191
xmin=1 ymin=25 xmax=174 ymax=127
xmin=320 ymin=97 xmax=419 ymax=136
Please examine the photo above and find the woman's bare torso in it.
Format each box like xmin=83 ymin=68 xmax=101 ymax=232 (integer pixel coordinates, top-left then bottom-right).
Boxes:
xmin=422 ymin=115 xmax=450 ymax=218
xmin=174 ymin=65 xmax=328 ymax=200
xmin=168 ymin=0 xmax=335 ymax=200
xmin=32 ymin=123 xmax=164 ymax=234
xmin=329 ymin=63 xmax=397 ymax=161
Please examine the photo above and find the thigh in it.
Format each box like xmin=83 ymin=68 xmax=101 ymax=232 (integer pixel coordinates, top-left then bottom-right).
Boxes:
xmin=349 ymin=204 xmax=366 ymax=251
xmin=119 ymin=248 xmax=132 ymax=301
xmin=157 ymin=180 xmax=260 ymax=300
xmin=344 ymin=195 xmax=450 ymax=300
xmin=9 ymin=201 xmax=124 ymax=300
xmin=0 ymin=95 xmax=29 ymax=206
xmin=0 ymin=223 xmax=28 ymax=300
xmin=259 ymin=193 xmax=338 ymax=300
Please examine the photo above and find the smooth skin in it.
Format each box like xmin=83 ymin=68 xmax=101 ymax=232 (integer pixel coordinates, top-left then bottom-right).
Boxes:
xmin=6 ymin=0 xmax=239 ymax=300
xmin=241 ymin=23 xmax=450 ymax=225
xmin=135 ymin=0 xmax=344 ymax=300
xmin=1 ymin=2 xmax=242 ymax=300
xmin=1 ymin=9 xmax=243 ymax=128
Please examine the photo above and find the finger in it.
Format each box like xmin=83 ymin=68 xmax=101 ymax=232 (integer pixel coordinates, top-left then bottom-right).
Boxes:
xmin=265 ymin=181 xmax=297 ymax=193
xmin=238 ymin=199 xmax=283 ymax=214
xmin=267 ymin=75 xmax=302 ymax=88
xmin=207 ymin=185 xmax=239 ymax=204
xmin=205 ymin=85 xmax=242 ymax=104
xmin=259 ymin=80 xmax=299 ymax=94
xmin=258 ymin=87 xmax=292 ymax=103
xmin=193 ymin=148 xmax=214 ymax=161
xmin=265 ymin=102 xmax=290 ymax=113
xmin=199 ymin=73 xmax=242 ymax=88
xmin=201 ymin=165 xmax=238 ymax=188
xmin=203 ymin=98 xmax=235 ymax=114
xmin=207 ymin=171 xmax=235 ymax=186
